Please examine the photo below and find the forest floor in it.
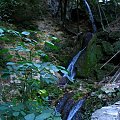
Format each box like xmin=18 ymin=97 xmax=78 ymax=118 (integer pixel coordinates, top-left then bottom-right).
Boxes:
xmin=0 ymin=13 xmax=120 ymax=120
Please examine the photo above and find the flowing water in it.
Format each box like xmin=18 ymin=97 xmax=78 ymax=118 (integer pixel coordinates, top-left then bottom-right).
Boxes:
xmin=83 ymin=0 xmax=97 ymax=33
xmin=55 ymin=92 xmax=85 ymax=120
xmin=63 ymin=47 xmax=86 ymax=82
xmin=67 ymin=98 xmax=86 ymax=120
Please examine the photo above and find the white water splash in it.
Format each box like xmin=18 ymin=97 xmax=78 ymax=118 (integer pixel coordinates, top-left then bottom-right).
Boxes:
xmin=63 ymin=47 xmax=86 ymax=81
xmin=67 ymin=98 xmax=86 ymax=120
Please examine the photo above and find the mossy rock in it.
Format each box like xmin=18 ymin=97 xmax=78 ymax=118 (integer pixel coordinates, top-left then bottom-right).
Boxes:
xmin=77 ymin=35 xmax=98 ymax=77
xmin=93 ymin=63 xmax=114 ymax=81
xmin=96 ymin=45 xmax=104 ymax=60
xmin=101 ymin=41 xmax=114 ymax=55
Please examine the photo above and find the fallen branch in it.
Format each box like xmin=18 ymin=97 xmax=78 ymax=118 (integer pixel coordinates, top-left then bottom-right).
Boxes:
xmin=100 ymin=50 xmax=120 ymax=69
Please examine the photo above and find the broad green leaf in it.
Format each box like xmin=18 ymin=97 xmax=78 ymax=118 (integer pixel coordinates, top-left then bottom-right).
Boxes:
xmin=57 ymin=66 xmax=68 ymax=75
xmin=21 ymin=31 xmax=30 ymax=36
xmin=0 ymin=28 xmax=4 ymax=36
xmin=13 ymin=112 xmax=20 ymax=117
xmin=57 ymin=66 xmax=66 ymax=70
xmin=0 ymin=106 xmax=8 ymax=111
xmin=35 ymin=112 xmax=52 ymax=120
xmin=53 ymin=117 xmax=62 ymax=120
xmin=41 ymin=74 xmax=58 ymax=84
xmin=52 ymin=36 xmax=58 ymax=40
xmin=45 ymin=41 xmax=58 ymax=50
xmin=33 ymin=63 xmax=41 ymax=68
xmin=38 ymin=90 xmax=47 ymax=97
xmin=0 ymin=34 xmax=4 ymax=37
xmin=24 ymin=113 xmax=35 ymax=120
xmin=24 ymin=38 xmax=32 ymax=42
xmin=47 ymin=64 xmax=59 ymax=72
xmin=38 ymin=90 xmax=47 ymax=94
xmin=12 ymin=103 xmax=24 ymax=111
xmin=7 ymin=30 xmax=20 ymax=37
xmin=52 ymin=36 xmax=61 ymax=42
xmin=0 ymin=28 xmax=4 ymax=33
xmin=6 ymin=62 xmax=16 ymax=66
xmin=20 ymin=111 xmax=26 ymax=116
xmin=11 ymin=46 xmax=30 ymax=52
xmin=36 ymin=50 xmax=49 ymax=61
xmin=60 ymin=70 xmax=68 ymax=75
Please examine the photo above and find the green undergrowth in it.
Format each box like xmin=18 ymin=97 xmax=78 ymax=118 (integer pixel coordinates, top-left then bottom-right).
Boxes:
xmin=0 ymin=22 xmax=67 ymax=120
xmin=0 ymin=21 xmax=120 ymax=120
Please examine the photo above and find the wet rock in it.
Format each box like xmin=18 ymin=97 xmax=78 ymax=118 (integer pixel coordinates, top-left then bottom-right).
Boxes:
xmin=58 ymin=76 xmax=69 ymax=87
xmin=62 ymin=99 xmax=75 ymax=120
xmin=91 ymin=101 xmax=120 ymax=120
xmin=76 ymin=34 xmax=98 ymax=78
xmin=56 ymin=92 xmax=74 ymax=113
xmin=82 ymin=32 xmax=93 ymax=49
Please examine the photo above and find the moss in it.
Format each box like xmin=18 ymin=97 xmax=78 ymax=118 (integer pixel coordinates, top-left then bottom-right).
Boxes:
xmin=79 ymin=35 xmax=98 ymax=77
xmin=101 ymin=41 xmax=114 ymax=55
xmin=96 ymin=45 xmax=103 ymax=60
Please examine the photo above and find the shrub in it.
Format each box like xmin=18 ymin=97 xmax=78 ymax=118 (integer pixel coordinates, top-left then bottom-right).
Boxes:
xmin=0 ymin=0 xmax=49 ymax=22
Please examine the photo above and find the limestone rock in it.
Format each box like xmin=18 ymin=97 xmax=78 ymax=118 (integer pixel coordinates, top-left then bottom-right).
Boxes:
xmin=91 ymin=101 xmax=120 ymax=120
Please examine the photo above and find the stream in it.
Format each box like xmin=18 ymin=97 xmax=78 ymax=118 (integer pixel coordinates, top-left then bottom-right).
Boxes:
xmin=55 ymin=0 xmax=97 ymax=119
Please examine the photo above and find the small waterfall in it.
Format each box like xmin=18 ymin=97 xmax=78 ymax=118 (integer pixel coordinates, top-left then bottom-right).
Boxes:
xmin=62 ymin=98 xmax=75 ymax=120
xmin=67 ymin=98 xmax=86 ymax=120
xmin=63 ymin=47 xmax=86 ymax=81
xmin=55 ymin=92 xmax=86 ymax=120
xmin=58 ymin=32 xmax=93 ymax=85
xmin=83 ymin=0 xmax=97 ymax=33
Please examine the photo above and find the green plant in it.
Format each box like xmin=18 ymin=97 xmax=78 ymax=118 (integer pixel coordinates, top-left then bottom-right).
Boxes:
xmin=0 ymin=27 xmax=66 ymax=120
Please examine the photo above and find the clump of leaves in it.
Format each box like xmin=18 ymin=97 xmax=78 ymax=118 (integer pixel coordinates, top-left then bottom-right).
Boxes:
xmin=0 ymin=26 xmax=65 ymax=120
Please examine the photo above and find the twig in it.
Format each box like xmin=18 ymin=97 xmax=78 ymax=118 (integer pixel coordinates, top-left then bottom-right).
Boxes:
xmin=109 ymin=68 xmax=120 ymax=83
xmin=113 ymin=72 xmax=120 ymax=83
xmin=99 ymin=63 xmax=120 ymax=85
xmin=107 ymin=63 xmax=120 ymax=76
xmin=100 ymin=50 xmax=120 ymax=69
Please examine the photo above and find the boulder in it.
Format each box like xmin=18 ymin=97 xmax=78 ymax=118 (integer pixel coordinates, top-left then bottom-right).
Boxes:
xmin=91 ymin=101 xmax=120 ymax=120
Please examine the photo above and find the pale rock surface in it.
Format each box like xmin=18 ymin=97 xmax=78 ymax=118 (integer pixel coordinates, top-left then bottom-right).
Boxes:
xmin=91 ymin=101 xmax=120 ymax=120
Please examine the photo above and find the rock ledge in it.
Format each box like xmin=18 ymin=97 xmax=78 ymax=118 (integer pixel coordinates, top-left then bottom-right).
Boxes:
xmin=91 ymin=101 xmax=120 ymax=120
